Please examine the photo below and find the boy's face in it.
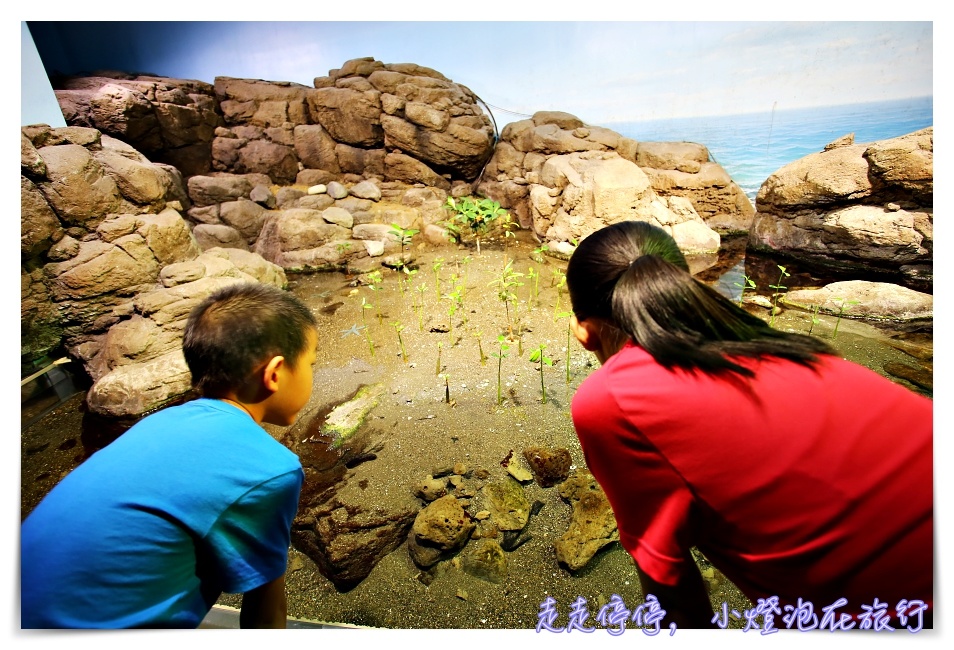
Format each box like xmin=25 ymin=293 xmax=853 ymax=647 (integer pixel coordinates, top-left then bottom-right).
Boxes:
xmin=267 ymin=328 xmax=319 ymax=427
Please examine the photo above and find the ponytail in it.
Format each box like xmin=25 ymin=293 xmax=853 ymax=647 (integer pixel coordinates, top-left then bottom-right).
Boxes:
xmin=567 ymin=221 xmax=834 ymax=376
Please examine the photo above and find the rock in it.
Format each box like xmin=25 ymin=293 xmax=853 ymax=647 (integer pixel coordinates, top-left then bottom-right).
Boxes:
xmin=522 ymin=446 xmax=572 ymax=487
xmin=218 ymin=198 xmax=267 ymax=240
xmin=21 ymin=175 xmax=63 ymax=260
xmin=554 ymin=470 xmax=619 ymax=571
xmin=749 ymin=128 xmax=932 ymax=285
xmin=407 ymin=495 xmax=475 ymax=568
xmin=350 ymin=179 xmax=382 ymax=201
xmin=308 ymin=184 xmax=328 ymax=195
xmin=824 ymin=133 xmax=855 ymax=150
xmin=883 ymin=361 xmax=932 ymax=391
xmin=54 ymin=74 xmax=222 ymax=176
xmin=292 ymin=503 xmax=417 ymax=592
xmin=321 ymin=206 xmax=355 ymax=229
xmin=187 ymin=173 xmax=253 ymax=207
xmin=415 ymin=475 xmax=447 ymax=502
xmin=482 ymin=478 xmax=531 ymax=531
xmin=781 ymin=280 xmax=932 ymax=323
xmin=461 ymin=539 xmax=508 ymax=583
xmin=193 ymin=224 xmax=248 ymax=251
xmin=249 ymin=184 xmax=276 ymax=208
xmin=85 ymin=350 xmax=192 ymax=418
xmin=326 ymin=181 xmax=349 ymax=199
xmin=320 ymin=384 xmax=387 ymax=446
xmin=35 ymin=143 xmax=126 ymax=228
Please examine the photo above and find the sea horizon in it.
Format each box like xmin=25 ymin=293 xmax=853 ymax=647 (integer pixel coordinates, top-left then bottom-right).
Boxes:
xmin=603 ymin=96 xmax=933 ymax=201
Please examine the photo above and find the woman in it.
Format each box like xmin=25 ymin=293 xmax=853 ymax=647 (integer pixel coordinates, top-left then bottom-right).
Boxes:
xmin=566 ymin=221 xmax=933 ymax=629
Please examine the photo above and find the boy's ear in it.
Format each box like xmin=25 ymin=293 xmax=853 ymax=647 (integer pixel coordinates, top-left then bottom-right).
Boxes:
xmin=570 ymin=316 xmax=601 ymax=352
xmin=261 ymin=355 xmax=286 ymax=394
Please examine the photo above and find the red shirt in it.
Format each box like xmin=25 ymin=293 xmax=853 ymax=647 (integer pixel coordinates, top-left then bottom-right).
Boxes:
xmin=571 ymin=342 xmax=933 ymax=617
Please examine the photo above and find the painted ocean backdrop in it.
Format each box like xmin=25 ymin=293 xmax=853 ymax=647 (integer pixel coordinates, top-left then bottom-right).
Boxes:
xmin=605 ymin=96 xmax=933 ymax=202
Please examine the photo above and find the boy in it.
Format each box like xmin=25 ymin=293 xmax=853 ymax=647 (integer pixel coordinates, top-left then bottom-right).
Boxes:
xmin=21 ymin=282 xmax=318 ymax=628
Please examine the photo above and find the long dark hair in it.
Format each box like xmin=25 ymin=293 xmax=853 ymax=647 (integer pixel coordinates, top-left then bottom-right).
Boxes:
xmin=566 ymin=221 xmax=833 ymax=376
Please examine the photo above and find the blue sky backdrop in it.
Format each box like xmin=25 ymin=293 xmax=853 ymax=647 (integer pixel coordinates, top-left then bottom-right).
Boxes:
xmin=25 ymin=19 xmax=931 ymax=127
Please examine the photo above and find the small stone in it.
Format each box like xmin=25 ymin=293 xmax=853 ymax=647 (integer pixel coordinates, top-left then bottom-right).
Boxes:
xmin=506 ymin=463 xmax=533 ymax=483
xmin=453 ymin=461 xmax=469 ymax=476
xmin=307 ymin=184 xmax=327 ymax=195
xmin=456 ymin=589 xmax=468 ymax=600
xmin=475 ymin=510 xmax=491 ymax=520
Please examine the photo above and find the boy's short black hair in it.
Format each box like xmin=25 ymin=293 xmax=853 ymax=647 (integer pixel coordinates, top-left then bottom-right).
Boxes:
xmin=183 ymin=283 xmax=317 ymax=396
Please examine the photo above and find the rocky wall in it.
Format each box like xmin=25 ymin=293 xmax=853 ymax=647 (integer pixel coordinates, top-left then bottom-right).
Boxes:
xmin=748 ymin=128 xmax=933 ymax=289
xmin=21 ymin=124 xmax=287 ymax=417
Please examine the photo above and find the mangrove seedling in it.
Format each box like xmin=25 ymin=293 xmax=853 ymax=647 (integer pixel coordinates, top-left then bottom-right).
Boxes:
xmin=807 ymin=304 xmax=821 ymax=335
xmin=556 ymin=310 xmax=573 ymax=384
xmin=415 ymin=281 xmax=428 ymax=331
xmin=768 ymin=265 xmax=790 ymax=328
xmin=366 ymin=270 xmax=385 ymax=325
xmin=831 ymin=297 xmax=860 ymax=339
xmin=489 ymin=260 xmax=524 ymax=335
xmin=473 ymin=329 xmax=488 ymax=366
xmin=392 ymin=321 xmax=408 ymax=363
xmin=531 ymin=243 xmax=549 ymax=264
xmin=435 ymin=341 xmax=443 ymax=376
xmin=388 ymin=223 xmax=419 ymax=269
xmin=439 ymin=372 xmax=453 ymax=405
xmin=734 ymin=273 xmax=757 ymax=307
xmin=432 ymin=257 xmax=445 ymax=298
xmin=360 ymin=297 xmax=375 ymax=357
xmin=491 ymin=335 xmax=511 ymax=406
xmin=527 ymin=266 xmax=540 ymax=307
xmin=335 ymin=241 xmax=353 ymax=257
xmin=500 ymin=213 xmax=517 ymax=263
xmin=444 ymin=196 xmax=509 ymax=255
xmin=528 ymin=343 xmax=554 ymax=405
xmin=552 ymin=268 xmax=567 ymax=320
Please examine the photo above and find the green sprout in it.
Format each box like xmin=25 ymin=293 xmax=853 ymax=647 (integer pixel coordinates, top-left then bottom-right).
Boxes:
xmin=556 ymin=310 xmax=573 ymax=384
xmin=432 ymin=257 xmax=444 ymax=298
xmin=388 ymin=223 xmax=419 ymax=269
xmin=528 ymin=343 xmax=554 ymax=404
xmin=807 ymin=304 xmax=821 ymax=335
xmin=474 ymin=330 xmax=488 ymax=366
xmin=832 ymin=297 xmax=860 ymax=339
xmin=490 ymin=335 xmax=511 ymax=406
xmin=552 ymin=268 xmax=567 ymax=321
xmin=360 ymin=297 xmax=375 ymax=357
xmin=392 ymin=321 xmax=408 ymax=363
xmin=444 ymin=196 xmax=509 ymax=255
xmin=527 ymin=266 xmax=540 ymax=307
xmin=768 ymin=265 xmax=790 ymax=328
xmin=489 ymin=260 xmax=524 ymax=336
xmin=733 ymin=274 xmax=757 ymax=307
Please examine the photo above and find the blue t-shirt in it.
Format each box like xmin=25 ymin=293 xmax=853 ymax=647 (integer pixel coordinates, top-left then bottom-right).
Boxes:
xmin=21 ymin=398 xmax=304 ymax=628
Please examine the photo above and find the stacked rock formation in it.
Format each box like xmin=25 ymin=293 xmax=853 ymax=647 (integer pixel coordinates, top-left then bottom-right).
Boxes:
xmin=476 ymin=111 xmax=750 ymax=256
xmin=53 ymin=58 xmax=497 ymax=190
xmin=748 ymin=128 xmax=933 ymax=290
xmin=21 ymin=124 xmax=286 ymax=417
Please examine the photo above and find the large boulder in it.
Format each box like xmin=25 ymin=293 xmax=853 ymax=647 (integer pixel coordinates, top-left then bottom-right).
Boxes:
xmin=639 ymin=142 xmax=755 ymax=233
xmin=522 ymin=150 xmax=720 ymax=255
xmin=748 ymin=128 xmax=932 ymax=286
xmin=53 ymin=73 xmax=223 ymax=176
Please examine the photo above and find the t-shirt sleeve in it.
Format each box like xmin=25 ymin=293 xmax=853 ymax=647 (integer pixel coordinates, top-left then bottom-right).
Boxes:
xmin=572 ymin=368 xmax=697 ymax=587
xmin=202 ymin=468 xmax=304 ymax=594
